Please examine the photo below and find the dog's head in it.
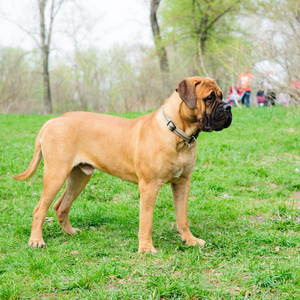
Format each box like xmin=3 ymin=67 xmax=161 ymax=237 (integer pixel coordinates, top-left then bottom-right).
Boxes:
xmin=176 ymin=77 xmax=232 ymax=132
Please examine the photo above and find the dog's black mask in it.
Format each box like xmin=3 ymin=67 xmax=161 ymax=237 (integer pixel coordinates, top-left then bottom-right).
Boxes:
xmin=201 ymin=101 xmax=232 ymax=132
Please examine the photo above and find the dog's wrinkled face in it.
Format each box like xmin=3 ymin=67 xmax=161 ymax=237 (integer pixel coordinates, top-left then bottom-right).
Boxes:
xmin=176 ymin=76 xmax=232 ymax=132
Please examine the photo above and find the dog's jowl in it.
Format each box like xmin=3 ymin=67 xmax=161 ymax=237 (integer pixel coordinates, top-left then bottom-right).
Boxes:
xmin=15 ymin=77 xmax=232 ymax=253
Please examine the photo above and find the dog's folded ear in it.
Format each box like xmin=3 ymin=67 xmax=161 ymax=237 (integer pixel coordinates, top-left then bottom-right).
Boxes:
xmin=175 ymin=78 xmax=200 ymax=109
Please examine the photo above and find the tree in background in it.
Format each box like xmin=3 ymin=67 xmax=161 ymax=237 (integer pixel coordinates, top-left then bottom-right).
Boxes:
xmin=0 ymin=48 xmax=43 ymax=113
xmin=150 ymin=0 xmax=247 ymax=95
xmin=0 ymin=0 xmax=65 ymax=114
xmin=38 ymin=0 xmax=64 ymax=114
xmin=0 ymin=48 xmax=28 ymax=113
xmin=160 ymin=0 xmax=242 ymax=72
xmin=150 ymin=0 xmax=169 ymax=87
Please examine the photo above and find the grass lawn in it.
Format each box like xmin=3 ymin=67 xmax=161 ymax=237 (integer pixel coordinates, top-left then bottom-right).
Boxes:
xmin=0 ymin=106 xmax=300 ymax=299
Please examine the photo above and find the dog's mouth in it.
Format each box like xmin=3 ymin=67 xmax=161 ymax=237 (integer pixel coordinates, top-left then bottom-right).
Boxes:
xmin=201 ymin=103 xmax=232 ymax=132
xmin=201 ymin=124 xmax=213 ymax=132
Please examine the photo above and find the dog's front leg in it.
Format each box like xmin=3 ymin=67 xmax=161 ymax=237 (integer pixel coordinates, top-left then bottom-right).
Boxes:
xmin=138 ymin=180 xmax=163 ymax=253
xmin=171 ymin=177 xmax=205 ymax=248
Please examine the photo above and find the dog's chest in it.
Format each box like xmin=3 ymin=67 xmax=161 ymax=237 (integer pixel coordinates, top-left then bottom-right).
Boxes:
xmin=170 ymin=148 xmax=196 ymax=179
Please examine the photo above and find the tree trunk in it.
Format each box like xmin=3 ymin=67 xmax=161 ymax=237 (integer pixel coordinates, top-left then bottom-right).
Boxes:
xmin=150 ymin=0 xmax=169 ymax=85
xmin=43 ymin=47 xmax=52 ymax=114
xmin=38 ymin=0 xmax=52 ymax=114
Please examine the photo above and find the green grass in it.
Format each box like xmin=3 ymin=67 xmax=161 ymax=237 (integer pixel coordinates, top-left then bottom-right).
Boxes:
xmin=0 ymin=106 xmax=300 ymax=299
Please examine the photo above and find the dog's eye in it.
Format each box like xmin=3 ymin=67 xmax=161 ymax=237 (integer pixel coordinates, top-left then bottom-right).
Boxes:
xmin=204 ymin=92 xmax=215 ymax=102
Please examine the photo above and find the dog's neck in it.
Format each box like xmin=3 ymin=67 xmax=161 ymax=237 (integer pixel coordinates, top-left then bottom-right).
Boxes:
xmin=161 ymin=105 xmax=198 ymax=145
xmin=163 ymin=92 xmax=201 ymax=138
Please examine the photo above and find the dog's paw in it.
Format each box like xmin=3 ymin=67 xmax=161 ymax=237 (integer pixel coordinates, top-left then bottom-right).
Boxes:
xmin=29 ymin=238 xmax=46 ymax=248
xmin=64 ymin=227 xmax=81 ymax=235
xmin=183 ymin=237 xmax=206 ymax=248
xmin=138 ymin=244 xmax=158 ymax=254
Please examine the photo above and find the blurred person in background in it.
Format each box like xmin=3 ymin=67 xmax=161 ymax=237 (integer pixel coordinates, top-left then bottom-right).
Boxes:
xmin=238 ymin=68 xmax=253 ymax=107
xmin=262 ymin=70 xmax=277 ymax=106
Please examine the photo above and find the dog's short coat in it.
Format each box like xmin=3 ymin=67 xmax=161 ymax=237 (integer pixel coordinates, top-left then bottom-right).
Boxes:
xmin=15 ymin=77 xmax=232 ymax=253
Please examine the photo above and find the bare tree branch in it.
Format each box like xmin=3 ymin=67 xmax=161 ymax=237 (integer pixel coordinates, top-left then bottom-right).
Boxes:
xmin=47 ymin=0 xmax=64 ymax=49
xmin=0 ymin=12 xmax=40 ymax=47
xmin=204 ymin=0 xmax=240 ymax=34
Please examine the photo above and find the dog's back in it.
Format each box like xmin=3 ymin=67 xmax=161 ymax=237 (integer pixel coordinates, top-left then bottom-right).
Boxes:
xmin=14 ymin=111 xmax=155 ymax=184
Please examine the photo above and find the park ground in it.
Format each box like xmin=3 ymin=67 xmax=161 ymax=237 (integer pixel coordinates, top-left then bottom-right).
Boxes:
xmin=0 ymin=106 xmax=300 ymax=299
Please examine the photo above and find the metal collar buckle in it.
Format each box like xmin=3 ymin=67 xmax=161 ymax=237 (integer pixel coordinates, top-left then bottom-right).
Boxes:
xmin=167 ymin=120 xmax=176 ymax=131
xmin=186 ymin=135 xmax=197 ymax=148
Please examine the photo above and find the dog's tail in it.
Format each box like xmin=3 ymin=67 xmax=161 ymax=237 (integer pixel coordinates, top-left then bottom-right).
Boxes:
xmin=14 ymin=123 xmax=47 ymax=181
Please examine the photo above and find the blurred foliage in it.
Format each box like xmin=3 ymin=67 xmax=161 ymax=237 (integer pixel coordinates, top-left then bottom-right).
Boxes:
xmin=0 ymin=0 xmax=299 ymax=114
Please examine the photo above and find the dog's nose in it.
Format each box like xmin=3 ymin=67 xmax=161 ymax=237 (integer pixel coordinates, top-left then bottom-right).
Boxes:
xmin=223 ymin=104 xmax=231 ymax=111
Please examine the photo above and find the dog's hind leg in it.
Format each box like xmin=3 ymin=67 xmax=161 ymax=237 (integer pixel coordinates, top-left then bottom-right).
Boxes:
xmin=29 ymin=166 xmax=70 ymax=248
xmin=53 ymin=166 xmax=92 ymax=235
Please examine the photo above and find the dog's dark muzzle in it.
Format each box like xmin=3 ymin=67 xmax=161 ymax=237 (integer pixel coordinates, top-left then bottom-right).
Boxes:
xmin=201 ymin=102 xmax=232 ymax=132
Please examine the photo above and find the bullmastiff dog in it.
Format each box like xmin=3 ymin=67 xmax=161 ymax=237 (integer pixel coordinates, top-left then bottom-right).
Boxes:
xmin=14 ymin=76 xmax=232 ymax=253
